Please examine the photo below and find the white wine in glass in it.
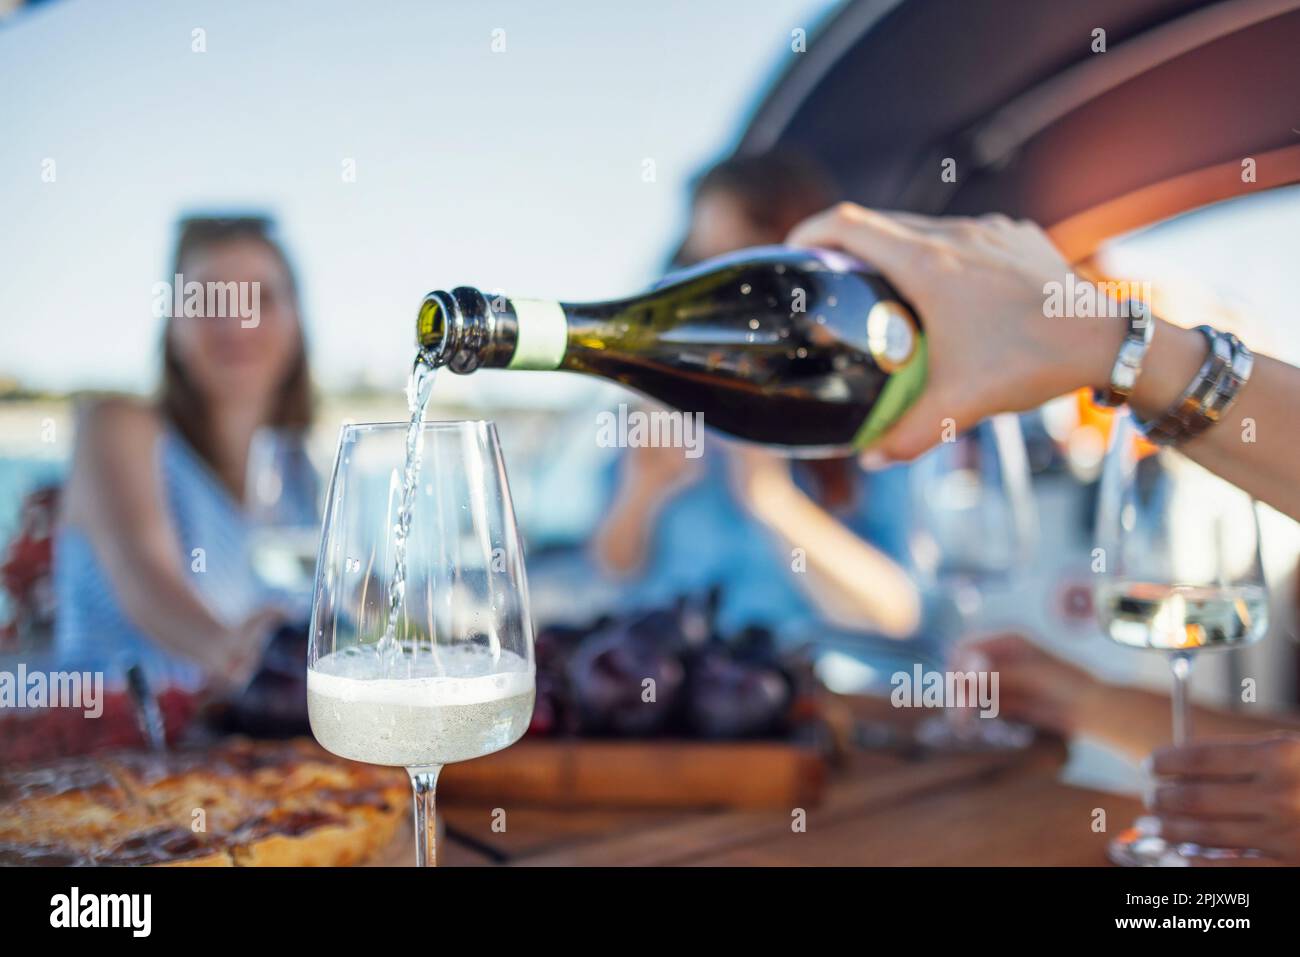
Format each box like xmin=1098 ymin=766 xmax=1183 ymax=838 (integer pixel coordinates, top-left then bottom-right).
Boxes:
xmin=1094 ymin=410 xmax=1268 ymax=866
xmin=1097 ymin=581 xmax=1268 ymax=652
xmin=308 ymin=643 xmax=534 ymax=767
xmin=307 ymin=418 xmax=535 ymax=866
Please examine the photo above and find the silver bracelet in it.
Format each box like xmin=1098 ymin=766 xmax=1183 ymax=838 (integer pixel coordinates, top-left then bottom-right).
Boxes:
xmin=1136 ymin=326 xmax=1235 ymax=445
xmin=1092 ymin=299 xmax=1155 ymax=407
xmin=1200 ymin=331 xmax=1254 ymax=427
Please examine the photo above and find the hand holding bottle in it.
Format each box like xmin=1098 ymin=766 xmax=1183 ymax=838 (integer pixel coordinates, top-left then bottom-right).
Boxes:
xmin=787 ymin=203 xmax=1121 ymax=464
xmin=418 ymin=245 xmax=929 ymax=454
xmin=788 ymin=203 xmax=1300 ymax=521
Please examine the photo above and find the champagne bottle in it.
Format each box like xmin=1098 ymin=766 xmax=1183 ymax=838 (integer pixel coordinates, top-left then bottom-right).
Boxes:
xmin=416 ymin=246 xmax=926 ymax=455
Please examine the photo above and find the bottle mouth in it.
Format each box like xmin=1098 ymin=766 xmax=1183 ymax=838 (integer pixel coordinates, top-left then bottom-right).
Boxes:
xmin=416 ymin=290 xmax=457 ymax=364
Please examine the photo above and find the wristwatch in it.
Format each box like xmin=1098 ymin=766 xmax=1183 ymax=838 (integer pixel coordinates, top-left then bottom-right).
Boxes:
xmin=1137 ymin=325 xmax=1234 ymax=445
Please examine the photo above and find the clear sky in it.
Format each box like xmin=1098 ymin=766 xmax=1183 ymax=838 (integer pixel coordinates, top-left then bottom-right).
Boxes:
xmin=4 ymin=0 xmax=1298 ymax=408
xmin=0 ymin=0 xmax=836 ymax=406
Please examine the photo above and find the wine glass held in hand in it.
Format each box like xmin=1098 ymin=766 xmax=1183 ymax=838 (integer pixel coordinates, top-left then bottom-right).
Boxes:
xmin=245 ymin=426 xmax=323 ymax=614
xmin=307 ymin=419 xmax=535 ymax=867
xmin=1095 ymin=410 xmax=1268 ymax=867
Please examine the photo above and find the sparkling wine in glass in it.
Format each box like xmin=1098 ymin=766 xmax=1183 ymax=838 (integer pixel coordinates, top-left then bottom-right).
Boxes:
xmin=307 ymin=419 xmax=535 ymax=866
xmin=1095 ymin=409 xmax=1268 ymax=866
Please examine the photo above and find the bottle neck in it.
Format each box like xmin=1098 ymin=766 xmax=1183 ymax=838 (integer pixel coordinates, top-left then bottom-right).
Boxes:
xmin=508 ymin=297 xmax=570 ymax=370
xmin=417 ymin=287 xmax=574 ymax=373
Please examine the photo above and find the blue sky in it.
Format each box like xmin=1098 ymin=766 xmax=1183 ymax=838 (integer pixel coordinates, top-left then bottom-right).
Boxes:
xmin=4 ymin=0 xmax=1298 ymax=406
xmin=1 ymin=0 xmax=835 ymax=404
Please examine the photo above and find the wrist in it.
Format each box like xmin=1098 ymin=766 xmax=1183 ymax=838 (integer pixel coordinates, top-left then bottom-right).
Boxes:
xmin=1054 ymin=307 xmax=1211 ymax=423
xmin=196 ymin=643 xmax=240 ymax=687
xmin=184 ymin=620 xmax=229 ymax=672
xmin=1126 ymin=320 xmax=1209 ymax=421
xmin=1077 ymin=682 xmax=1170 ymax=758
xmin=1056 ymin=309 xmax=1130 ymax=397
xmin=1071 ymin=675 xmax=1111 ymax=735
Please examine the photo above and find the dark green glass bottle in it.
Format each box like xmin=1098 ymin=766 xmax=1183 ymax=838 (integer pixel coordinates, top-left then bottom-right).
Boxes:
xmin=416 ymin=246 xmax=926 ymax=455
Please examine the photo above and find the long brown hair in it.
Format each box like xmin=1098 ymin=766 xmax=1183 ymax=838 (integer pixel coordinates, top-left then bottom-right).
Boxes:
xmin=158 ymin=215 xmax=313 ymax=469
xmin=693 ymin=151 xmax=836 ymax=237
xmin=668 ymin=150 xmax=837 ymax=270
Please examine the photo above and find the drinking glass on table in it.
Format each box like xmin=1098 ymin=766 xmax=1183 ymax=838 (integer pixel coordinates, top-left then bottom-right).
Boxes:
xmin=307 ymin=420 xmax=536 ymax=867
xmin=1095 ymin=409 xmax=1268 ymax=867
xmin=909 ymin=413 xmax=1038 ymax=749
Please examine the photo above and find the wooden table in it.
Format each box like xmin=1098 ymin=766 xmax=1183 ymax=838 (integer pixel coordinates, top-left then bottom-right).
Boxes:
xmin=378 ymin=722 xmax=1144 ymax=867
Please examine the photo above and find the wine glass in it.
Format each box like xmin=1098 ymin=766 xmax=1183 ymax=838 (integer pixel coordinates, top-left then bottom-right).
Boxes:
xmin=909 ymin=413 xmax=1038 ymax=749
xmin=246 ymin=427 xmax=322 ymax=616
xmin=1095 ymin=409 xmax=1268 ymax=866
xmin=307 ymin=420 xmax=535 ymax=867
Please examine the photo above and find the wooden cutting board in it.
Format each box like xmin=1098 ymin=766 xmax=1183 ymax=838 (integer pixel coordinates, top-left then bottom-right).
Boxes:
xmin=439 ymin=738 xmax=828 ymax=809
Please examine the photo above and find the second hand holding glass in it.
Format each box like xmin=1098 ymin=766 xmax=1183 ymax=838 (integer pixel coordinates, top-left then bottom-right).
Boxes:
xmin=1095 ymin=410 xmax=1267 ymax=866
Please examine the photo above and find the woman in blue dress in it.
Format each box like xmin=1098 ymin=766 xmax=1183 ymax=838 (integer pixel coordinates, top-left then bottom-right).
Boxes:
xmin=54 ymin=216 xmax=316 ymax=690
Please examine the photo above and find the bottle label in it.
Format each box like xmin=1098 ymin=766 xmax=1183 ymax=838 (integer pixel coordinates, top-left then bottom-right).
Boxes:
xmin=509 ymin=298 xmax=568 ymax=370
xmin=852 ymin=308 xmax=928 ymax=451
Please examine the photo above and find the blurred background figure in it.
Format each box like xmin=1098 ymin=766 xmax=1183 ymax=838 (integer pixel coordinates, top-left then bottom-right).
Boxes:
xmin=591 ymin=152 xmax=921 ymax=643
xmin=0 ymin=0 xmax=1296 ymax=820
xmin=967 ymin=629 xmax=1300 ymax=763
xmin=668 ymin=152 xmax=838 ymax=269
xmin=54 ymin=216 xmax=318 ymax=695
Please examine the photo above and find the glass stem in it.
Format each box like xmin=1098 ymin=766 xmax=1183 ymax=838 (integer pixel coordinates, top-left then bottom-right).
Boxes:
xmin=944 ymin=576 xmax=982 ymax=734
xmin=407 ymin=765 xmax=442 ymax=867
xmin=1170 ymin=653 xmax=1193 ymax=747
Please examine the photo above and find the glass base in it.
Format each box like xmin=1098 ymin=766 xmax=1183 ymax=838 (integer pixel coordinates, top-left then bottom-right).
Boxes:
xmin=915 ymin=714 xmax=1035 ymax=752
xmin=1109 ymin=816 xmax=1264 ymax=866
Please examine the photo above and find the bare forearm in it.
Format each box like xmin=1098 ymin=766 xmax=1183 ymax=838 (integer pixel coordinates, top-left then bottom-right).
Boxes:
xmin=591 ymin=484 xmax=662 ymax=576
xmin=744 ymin=472 xmax=921 ymax=637
xmin=1175 ymin=353 xmax=1300 ymax=521
xmin=93 ymin=536 xmax=228 ymax=670
xmin=1080 ymin=317 xmax=1300 ymax=520
xmin=1081 ymin=682 xmax=1300 ymax=761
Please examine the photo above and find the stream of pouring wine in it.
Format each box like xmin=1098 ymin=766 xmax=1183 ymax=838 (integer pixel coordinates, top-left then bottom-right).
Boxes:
xmin=375 ymin=356 xmax=437 ymax=673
